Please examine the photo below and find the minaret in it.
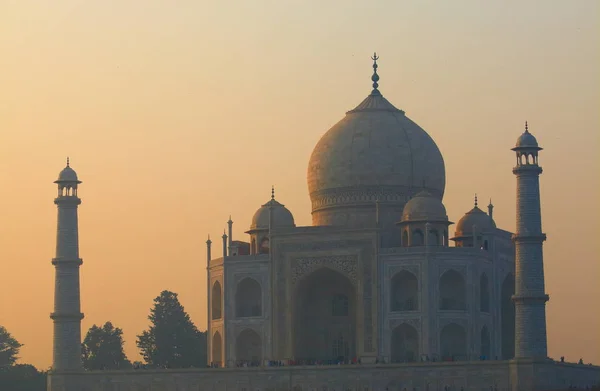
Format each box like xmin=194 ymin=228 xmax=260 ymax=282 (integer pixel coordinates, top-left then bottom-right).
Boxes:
xmin=206 ymin=234 xmax=212 ymax=262
xmin=511 ymin=121 xmax=549 ymax=359
xmin=221 ymin=230 xmax=227 ymax=258
xmin=51 ymin=158 xmax=84 ymax=371
xmin=227 ymin=216 xmax=233 ymax=255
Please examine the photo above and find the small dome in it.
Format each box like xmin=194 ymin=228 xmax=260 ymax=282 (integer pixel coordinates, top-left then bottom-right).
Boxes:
xmin=513 ymin=121 xmax=541 ymax=150
xmin=55 ymin=160 xmax=80 ymax=183
xmin=249 ymin=198 xmax=295 ymax=231
xmin=400 ymin=190 xmax=448 ymax=223
xmin=515 ymin=131 xmax=539 ymax=148
xmin=454 ymin=206 xmax=496 ymax=237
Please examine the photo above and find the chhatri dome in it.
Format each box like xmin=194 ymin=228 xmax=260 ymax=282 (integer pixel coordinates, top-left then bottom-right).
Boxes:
xmin=54 ymin=157 xmax=80 ymax=183
xmin=453 ymin=195 xmax=496 ymax=238
xmin=400 ymin=189 xmax=449 ymax=223
xmin=307 ymin=53 xmax=445 ymax=240
xmin=247 ymin=187 xmax=295 ymax=232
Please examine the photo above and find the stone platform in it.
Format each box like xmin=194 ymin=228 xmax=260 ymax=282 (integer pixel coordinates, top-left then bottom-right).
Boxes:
xmin=47 ymin=359 xmax=600 ymax=391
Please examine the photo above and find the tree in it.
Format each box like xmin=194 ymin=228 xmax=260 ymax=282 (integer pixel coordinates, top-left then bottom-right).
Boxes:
xmin=137 ymin=291 xmax=207 ymax=368
xmin=82 ymin=322 xmax=132 ymax=370
xmin=0 ymin=326 xmax=23 ymax=368
xmin=0 ymin=364 xmax=46 ymax=391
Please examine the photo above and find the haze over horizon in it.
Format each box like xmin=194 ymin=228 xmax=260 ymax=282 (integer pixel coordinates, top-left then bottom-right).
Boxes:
xmin=1 ymin=0 xmax=598 ymax=369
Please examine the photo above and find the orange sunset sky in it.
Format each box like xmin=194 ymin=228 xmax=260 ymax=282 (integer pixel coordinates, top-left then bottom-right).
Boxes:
xmin=0 ymin=1 xmax=598 ymax=369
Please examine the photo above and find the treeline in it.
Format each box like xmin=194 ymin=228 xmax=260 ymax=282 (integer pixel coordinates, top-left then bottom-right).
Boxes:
xmin=0 ymin=290 xmax=207 ymax=390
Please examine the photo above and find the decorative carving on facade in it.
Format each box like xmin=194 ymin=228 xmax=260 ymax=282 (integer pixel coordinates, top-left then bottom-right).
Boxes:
xmin=274 ymin=239 xmax=376 ymax=355
xmin=233 ymin=274 xmax=263 ymax=287
xmin=234 ymin=324 xmax=263 ymax=338
xmin=310 ymin=186 xmax=443 ymax=211
xmin=290 ymin=256 xmax=358 ymax=285
xmin=438 ymin=317 xmax=468 ymax=329
xmin=388 ymin=265 xmax=419 ymax=279
xmin=438 ymin=265 xmax=467 ymax=278
xmin=389 ymin=318 xmax=421 ymax=331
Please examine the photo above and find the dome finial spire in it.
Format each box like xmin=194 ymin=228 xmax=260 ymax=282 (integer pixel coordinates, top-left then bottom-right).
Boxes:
xmin=66 ymin=157 xmax=70 ymax=167
xmin=474 ymin=193 xmax=478 ymax=207
xmin=271 ymin=185 xmax=275 ymax=201
xmin=371 ymin=52 xmax=380 ymax=95
xmin=525 ymin=120 xmax=529 ymax=133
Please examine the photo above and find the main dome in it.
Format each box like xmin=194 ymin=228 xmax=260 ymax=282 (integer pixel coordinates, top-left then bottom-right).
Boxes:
xmin=307 ymin=56 xmax=446 ymax=230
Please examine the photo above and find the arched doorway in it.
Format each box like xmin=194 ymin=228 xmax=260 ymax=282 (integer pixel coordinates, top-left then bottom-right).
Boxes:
xmin=259 ymin=237 xmax=269 ymax=254
xmin=235 ymin=278 xmax=262 ymax=317
xmin=293 ymin=267 xmax=356 ymax=363
xmin=412 ymin=230 xmax=424 ymax=246
xmin=440 ymin=323 xmax=467 ymax=361
xmin=212 ymin=331 xmax=222 ymax=367
xmin=439 ymin=270 xmax=466 ymax=310
xmin=390 ymin=270 xmax=419 ymax=311
xmin=235 ymin=329 xmax=262 ymax=366
xmin=480 ymin=273 xmax=490 ymax=313
xmin=501 ymin=273 xmax=515 ymax=360
xmin=481 ymin=326 xmax=491 ymax=360
xmin=390 ymin=323 xmax=419 ymax=363
xmin=211 ymin=281 xmax=222 ymax=320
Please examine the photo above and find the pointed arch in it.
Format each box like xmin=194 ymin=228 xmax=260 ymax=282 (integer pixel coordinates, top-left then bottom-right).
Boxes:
xmin=501 ymin=273 xmax=515 ymax=360
xmin=235 ymin=277 xmax=262 ymax=318
xmin=481 ymin=326 xmax=491 ymax=360
xmin=212 ymin=331 xmax=222 ymax=367
xmin=259 ymin=237 xmax=269 ymax=254
xmin=211 ymin=281 xmax=222 ymax=320
xmin=439 ymin=269 xmax=466 ymax=310
xmin=391 ymin=323 xmax=419 ymax=363
xmin=293 ymin=267 xmax=356 ymax=362
xmin=412 ymin=229 xmax=424 ymax=246
xmin=390 ymin=270 xmax=419 ymax=311
xmin=428 ymin=229 xmax=439 ymax=246
xmin=235 ymin=329 xmax=262 ymax=365
xmin=480 ymin=273 xmax=490 ymax=313
xmin=440 ymin=323 xmax=467 ymax=361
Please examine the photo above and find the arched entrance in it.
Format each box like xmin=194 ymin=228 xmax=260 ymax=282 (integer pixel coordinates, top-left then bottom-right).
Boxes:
xmin=439 ymin=269 xmax=466 ymax=310
xmin=235 ymin=278 xmax=262 ymax=317
xmin=480 ymin=273 xmax=490 ymax=313
xmin=481 ymin=326 xmax=491 ymax=360
xmin=293 ymin=267 xmax=356 ymax=363
xmin=390 ymin=323 xmax=419 ymax=363
xmin=501 ymin=273 xmax=515 ymax=360
xmin=235 ymin=329 xmax=262 ymax=366
xmin=440 ymin=323 xmax=467 ymax=361
xmin=211 ymin=281 xmax=222 ymax=320
xmin=211 ymin=331 xmax=222 ymax=367
xmin=390 ymin=270 xmax=419 ymax=311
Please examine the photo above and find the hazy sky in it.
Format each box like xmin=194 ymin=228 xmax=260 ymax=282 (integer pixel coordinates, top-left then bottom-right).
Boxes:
xmin=0 ymin=0 xmax=598 ymax=369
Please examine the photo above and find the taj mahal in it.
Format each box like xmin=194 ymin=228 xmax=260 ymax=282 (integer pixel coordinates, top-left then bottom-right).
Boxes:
xmin=47 ymin=55 xmax=599 ymax=390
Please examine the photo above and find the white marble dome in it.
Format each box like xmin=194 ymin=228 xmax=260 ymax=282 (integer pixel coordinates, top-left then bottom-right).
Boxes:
xmin=307 ymin=77 xmax=445 ymax=229
xmin=454 ymin=206 xmax=496 ymax=236
xmin=400 ymin=190 xmax=448 ymax=223
xmin=55 ymin=162 xmax=80 ymax=183
xmin=249 ymin=198 xmax=295 ymax=231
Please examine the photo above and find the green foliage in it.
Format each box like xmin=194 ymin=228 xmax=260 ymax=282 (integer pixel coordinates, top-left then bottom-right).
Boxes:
xmin=0 ymin=326 xmax=23 ymax=368
xmin=82 ymin=322 xmax=132 ymax=370
xmin=137 ymin=291 xmax=207 ymax=368
xmin=0 ymin=364 xmax=46 ymax=391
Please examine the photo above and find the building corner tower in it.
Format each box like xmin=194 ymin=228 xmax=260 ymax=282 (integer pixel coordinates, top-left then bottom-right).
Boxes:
xmin=51 ymin=158 xmax=84 ymax=371
xmin=511 ymin=122 xmax=549 ymax=360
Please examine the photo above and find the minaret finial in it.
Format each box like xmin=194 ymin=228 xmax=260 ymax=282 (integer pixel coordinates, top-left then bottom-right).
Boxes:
xmin=371 ymin=52 xmax=380 ymax=95
xmin=271 ymin=185 xmax=275 ymax=201
xmin=66 ymin=157 xmax=70 ymax=167
xmin=525 ymin=121 xmax=529 ymax=133
xmin=474 ymin=193 xmax=478 ymax=207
